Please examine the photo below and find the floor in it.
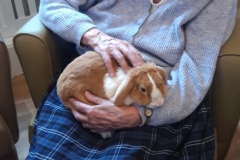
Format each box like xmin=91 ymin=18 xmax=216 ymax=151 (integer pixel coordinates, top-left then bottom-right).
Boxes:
xmin=12 ymin=74 xmax=240 ymax=160
xmin=12 ymin=75 xmax=36 ymax=160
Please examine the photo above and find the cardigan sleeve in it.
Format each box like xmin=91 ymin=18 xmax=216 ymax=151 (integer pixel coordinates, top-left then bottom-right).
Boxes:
xmin=143 ymin=0 xmax=238 ymax=126
xmin=39 ymin=0 xmax=97 ymax=46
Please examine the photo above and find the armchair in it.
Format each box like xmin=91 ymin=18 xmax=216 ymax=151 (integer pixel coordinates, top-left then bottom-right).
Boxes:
xmin=0 ymin=34 xmax=19 ymax=160
xmin=13 ymin=2 xmax=240 ymax=159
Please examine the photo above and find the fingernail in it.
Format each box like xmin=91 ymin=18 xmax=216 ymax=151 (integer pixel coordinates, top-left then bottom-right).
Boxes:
xmin=110 ymin=72 xmax=115 ymax=77
xmin=69 ymin=98 xmax=74 ymax=103
xmin=85 ymin=91 xmax=91 ymax=96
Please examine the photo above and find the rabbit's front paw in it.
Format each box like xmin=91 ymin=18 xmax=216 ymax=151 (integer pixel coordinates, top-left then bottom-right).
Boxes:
xmin=100 ymin=132 xmax=112 ymax=139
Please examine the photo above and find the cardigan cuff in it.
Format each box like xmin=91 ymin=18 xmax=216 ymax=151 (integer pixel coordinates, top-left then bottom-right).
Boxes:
xmin=135 ymin=104 xmax=147 ymax=126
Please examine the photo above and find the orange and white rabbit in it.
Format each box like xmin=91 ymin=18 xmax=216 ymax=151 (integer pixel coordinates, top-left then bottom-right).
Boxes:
xmin=57 ymin=51 xmax=167 ymax=138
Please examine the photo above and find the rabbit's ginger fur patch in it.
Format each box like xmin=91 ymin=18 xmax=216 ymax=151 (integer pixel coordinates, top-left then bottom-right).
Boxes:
xmin=57 ymin=51 xmax=167 ymax=111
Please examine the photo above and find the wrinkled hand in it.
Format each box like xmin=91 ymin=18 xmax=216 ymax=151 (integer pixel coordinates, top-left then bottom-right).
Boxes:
xmin=69 ymin=91 xmax=141 ymax=133
xmin=81 ymin=28 xmax=144 ymax=77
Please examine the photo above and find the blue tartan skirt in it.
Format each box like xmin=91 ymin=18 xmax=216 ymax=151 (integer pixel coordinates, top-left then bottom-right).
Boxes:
xmin=26 ymin=51 xmax=215 ymax=160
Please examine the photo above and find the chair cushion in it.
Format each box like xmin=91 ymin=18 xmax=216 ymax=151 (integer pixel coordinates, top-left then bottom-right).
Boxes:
xmin=0 ymin=115 xmax=15 ymax=158
xmin=0 ymin=33 xmax=19 ymax=143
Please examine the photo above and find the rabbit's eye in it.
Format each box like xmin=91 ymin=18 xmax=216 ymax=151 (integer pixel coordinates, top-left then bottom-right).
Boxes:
xmin=141 ymin=88 xmax=146 ymax=93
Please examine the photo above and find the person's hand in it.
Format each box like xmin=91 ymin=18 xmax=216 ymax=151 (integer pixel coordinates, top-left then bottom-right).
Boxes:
xmin=81 ymin=28 xmax=144 ymax=77
xmin=69 ymin=91 xmax=142 ymax=133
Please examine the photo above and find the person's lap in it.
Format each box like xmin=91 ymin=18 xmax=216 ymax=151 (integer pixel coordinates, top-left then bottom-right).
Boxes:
xmin=26 ymin=85 xmax=215 ymax=160
xmin=26 ymin=47 xmax=215 ymax=159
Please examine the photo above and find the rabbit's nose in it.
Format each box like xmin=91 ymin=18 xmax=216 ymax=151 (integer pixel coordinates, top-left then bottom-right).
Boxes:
xmin=156 ymin=98 xmax=164 ymax=106
xmin=148 ymin=97 xmax=164 ymax=108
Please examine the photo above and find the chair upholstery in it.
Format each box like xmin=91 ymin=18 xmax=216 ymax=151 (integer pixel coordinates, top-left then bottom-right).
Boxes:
xmin=13 ymin=2 xmax=240 ymax=159
xmin=13 ymin=15 xmax=68 ymax=108
xmin=0 ymin=34 xmax=19 ymax=160
xmin=210 ymin=2 xmax=240 ymax=158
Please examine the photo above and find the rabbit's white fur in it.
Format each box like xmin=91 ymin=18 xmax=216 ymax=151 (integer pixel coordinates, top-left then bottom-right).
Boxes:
xmin=57 ymin=51 xmax=167 ymax=139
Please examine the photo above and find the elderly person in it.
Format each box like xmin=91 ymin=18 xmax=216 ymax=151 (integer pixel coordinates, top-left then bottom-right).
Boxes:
xmin=27 ymin=0 xmax=237 ymax=159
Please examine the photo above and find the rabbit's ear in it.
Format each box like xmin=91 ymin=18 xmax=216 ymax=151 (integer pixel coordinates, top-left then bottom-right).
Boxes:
xmin=113 ymin=75 xmax=136 ymax=106
xmin=156 ymin=66 xmax=167 ymax=83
